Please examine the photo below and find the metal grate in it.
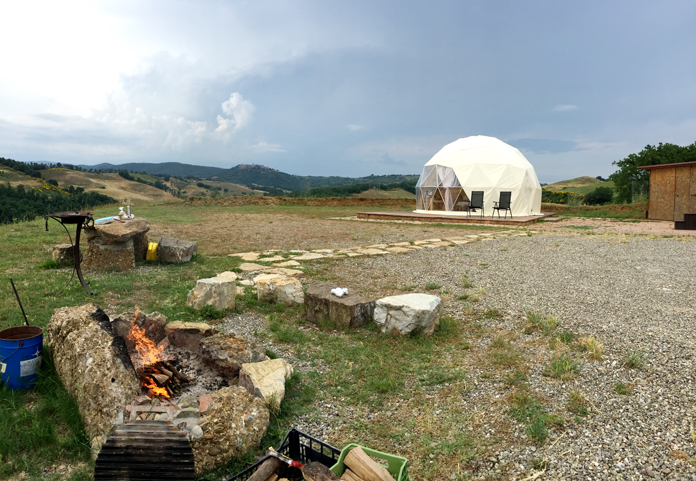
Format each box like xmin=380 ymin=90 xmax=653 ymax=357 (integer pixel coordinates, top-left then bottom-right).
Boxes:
xmin=95 ymin=421 xmax=195 ymax=480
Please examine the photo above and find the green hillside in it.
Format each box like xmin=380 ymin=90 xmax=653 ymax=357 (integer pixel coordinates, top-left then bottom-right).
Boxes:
xmin=543 ymin=176 xmax=614 ymax=194
xmin=87 ymin=162 xmax=418 ymax=193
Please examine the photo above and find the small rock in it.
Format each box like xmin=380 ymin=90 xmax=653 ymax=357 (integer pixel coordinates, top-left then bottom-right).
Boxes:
xmin=239 ymin=262 xmax=270 ymax=272
xmin=198 ymin=394 xmax=213 ymax=413
xmin=189 ymin=425 xmax=204 ymax=441
xmin=257 ymin=276 xmax=304 ymax=305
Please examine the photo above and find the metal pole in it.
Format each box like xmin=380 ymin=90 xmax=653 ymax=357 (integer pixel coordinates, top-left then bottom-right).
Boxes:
xmin=10 ymin=278 xmax=29 ymax=326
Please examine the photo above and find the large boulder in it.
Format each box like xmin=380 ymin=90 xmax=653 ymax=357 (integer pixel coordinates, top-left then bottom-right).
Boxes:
xmin=190 ymin=386 xmax=269 ymax=474
xmin=187 ymin=272 xmax=237 ymax=311
xmin=305 ymin=281 xmax=375 ymax=329
xmin=165 ymin=321 xmax=215 ymax=352
xmin=46 ymin=304 xmax=140 ymax=448
xmin=158 ymin=236 xmax=198 ymax=263
xmin=257 ymin=276 xmax=304 ymax=306
xmin=199 ymin=333 xmax=268 ymax=377
xmin=373 ymin=293 xmax=442 ymax=336
xmin=239 ymin=359 xmax=294 ymax=410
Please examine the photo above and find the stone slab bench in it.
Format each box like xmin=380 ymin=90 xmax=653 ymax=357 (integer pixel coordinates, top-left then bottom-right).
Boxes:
xmin=304 ymin=281 xmax=375 ymax=329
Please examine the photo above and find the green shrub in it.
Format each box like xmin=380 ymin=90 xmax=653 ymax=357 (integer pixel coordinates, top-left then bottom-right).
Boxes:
xmin=584 ymin=186 xmax=614 ymax=205
xmin=623 ymin=350 xmax=646 ymax=369
xmin=614 ymin=382 xmax=633 ymax=395
xmin=545 ymin=353 xmax=580 ymax=379
xmin=39 ymin=259 xmax=61 ymax=270
xmin=541 ymin=190 xmax=585 ymax=204
xmin=509 ymin=390 xmax=550 ymax=445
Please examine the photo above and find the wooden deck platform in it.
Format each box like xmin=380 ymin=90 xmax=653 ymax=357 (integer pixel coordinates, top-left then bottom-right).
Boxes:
xmin=356 ymin=211 xmax=556 ymax=226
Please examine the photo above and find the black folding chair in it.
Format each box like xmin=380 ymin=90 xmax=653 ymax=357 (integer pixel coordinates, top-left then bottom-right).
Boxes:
xmin=492 ymin=191 xmax=512 ymax=219
xmin=466 ymin=191 xmax=484 ymax=218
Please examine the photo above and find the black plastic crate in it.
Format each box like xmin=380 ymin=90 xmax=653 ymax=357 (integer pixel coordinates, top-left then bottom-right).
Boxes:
xmin=197 ymin=429 xmax=341 ymax=481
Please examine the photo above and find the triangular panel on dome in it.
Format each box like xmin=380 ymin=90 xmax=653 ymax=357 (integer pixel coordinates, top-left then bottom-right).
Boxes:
xmin=431 ymin=188 xmax=446 ymax=210
xmin=440 ymin=167 xmax=459 ymax=187
xmin=418 ymin=187 xmax=437 ymax=210
xmin=419 ymin=165 xmax=438 ymax=187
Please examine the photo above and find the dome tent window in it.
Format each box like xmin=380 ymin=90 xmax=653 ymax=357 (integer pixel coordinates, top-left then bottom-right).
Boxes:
xmin=416 ymin=165 xmax=468 ymax=211
xmin=414 ymin=136 xmax=543 ymax=217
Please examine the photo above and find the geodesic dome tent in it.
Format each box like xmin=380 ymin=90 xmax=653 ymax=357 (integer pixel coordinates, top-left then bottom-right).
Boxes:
xmin=415 ymin=136 xmax=542 ymax=216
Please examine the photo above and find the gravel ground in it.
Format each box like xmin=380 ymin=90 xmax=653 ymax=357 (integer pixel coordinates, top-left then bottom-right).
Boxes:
xmin=221 ymin=231 xmax=696 ymax=480
xmin=315 ymin=232 xmax=696 ymax=480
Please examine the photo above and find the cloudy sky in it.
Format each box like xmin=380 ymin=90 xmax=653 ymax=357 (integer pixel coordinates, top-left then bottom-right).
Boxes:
xmin=1 ymin=1 xmax=695 ymax=182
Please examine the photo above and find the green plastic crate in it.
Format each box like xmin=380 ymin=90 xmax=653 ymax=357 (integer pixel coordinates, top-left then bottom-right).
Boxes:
xmin=330 ymin=443 xmax=409 ymax=481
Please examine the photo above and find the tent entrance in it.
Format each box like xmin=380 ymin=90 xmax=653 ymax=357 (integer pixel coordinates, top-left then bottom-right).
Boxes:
xmin=416 ymin=165 xmax=469 ymax=212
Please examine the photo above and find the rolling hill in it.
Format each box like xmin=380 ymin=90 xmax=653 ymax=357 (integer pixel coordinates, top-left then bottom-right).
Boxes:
xmin=86 ymin=162 xmax=418 ymax=192
xmin=543 ymin=176 xmax=614 ymax=194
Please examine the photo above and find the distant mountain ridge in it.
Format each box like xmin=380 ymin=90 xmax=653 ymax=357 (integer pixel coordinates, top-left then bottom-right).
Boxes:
xmin=85 ymin=162 xmax=418 ymax=192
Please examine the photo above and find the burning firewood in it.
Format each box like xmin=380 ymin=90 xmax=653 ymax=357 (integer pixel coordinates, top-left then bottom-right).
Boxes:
xmin=126 ymin=308 xmax=190 ymax=399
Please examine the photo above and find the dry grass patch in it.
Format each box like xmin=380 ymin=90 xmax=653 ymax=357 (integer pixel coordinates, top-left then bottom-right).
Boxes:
xmin=578 ymin=335 xmax=604 ymax=360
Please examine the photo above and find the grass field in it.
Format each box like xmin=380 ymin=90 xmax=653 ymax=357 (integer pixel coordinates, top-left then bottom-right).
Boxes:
xmin=353 ymin=188 xmax=416 ymax=199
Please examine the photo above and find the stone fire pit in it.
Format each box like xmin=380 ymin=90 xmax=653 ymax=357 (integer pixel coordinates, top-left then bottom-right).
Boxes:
xmin=48 ymin=304 xmax=288 ymax=474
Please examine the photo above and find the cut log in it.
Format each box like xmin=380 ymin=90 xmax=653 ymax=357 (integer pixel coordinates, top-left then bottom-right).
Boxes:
xmin=247 ymin=457 xmax=283 ymax=481
xmin=301 ymin=462 xmax=340 ymax=481
xmin=265 ymin=474 xmax=279 ymax=481
xmin=344 ymin=447 xmax=395 ymax=481
xmin=340 ymin=469 xmax=365 ymax=481
xmin=162 ymin=360 xmax=191 ymax=382
xmin=151 ymin=373 xmax=170 ymax=385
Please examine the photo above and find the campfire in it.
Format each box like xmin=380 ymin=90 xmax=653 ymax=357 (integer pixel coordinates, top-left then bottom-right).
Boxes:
xmin=125 ymin=308 xmax=190 ymax=398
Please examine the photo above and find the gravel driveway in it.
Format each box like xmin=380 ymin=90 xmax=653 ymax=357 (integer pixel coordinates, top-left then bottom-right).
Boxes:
xmin=318 ymin=232 xmax=696 ymax=480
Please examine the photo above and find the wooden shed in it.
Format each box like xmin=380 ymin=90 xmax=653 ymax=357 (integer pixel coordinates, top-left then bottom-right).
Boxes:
xmin=637 ymin=161 xmax=696 ymax=221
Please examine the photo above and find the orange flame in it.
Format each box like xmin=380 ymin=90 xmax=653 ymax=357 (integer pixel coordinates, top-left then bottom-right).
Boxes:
xmin=127 ymin=307 xmax=170 ymax=399
xmin=127 ymin=307 xmax=164 ymax=369
xmin=142 ymin=376 xmax=170 ymax=398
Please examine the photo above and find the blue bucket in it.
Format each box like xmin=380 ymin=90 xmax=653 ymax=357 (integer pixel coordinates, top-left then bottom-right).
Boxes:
xmin=0 ymin=326 xmax=43 ymax=390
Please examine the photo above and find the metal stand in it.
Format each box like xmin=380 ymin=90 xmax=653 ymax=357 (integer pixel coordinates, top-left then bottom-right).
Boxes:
xmin=45 ymin=211 xmax=96 ymax=296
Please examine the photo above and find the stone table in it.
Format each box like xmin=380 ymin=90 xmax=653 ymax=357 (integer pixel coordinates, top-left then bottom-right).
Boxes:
xmin=82 ymin=218 xmax=150 ymax=271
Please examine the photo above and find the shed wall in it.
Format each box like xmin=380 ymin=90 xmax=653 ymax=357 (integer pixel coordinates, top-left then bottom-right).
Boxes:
xmin=674 ymin=166 xmax=692 ymax=221
xmin=691 ymin=167 xmax=696 ymax=214
xmin=648 ymin=167 xmax=675 ymax=220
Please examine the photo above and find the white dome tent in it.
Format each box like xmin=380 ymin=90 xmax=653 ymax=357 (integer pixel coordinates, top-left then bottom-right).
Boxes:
xmin=415 ymin=136 xmax=542 ymax=217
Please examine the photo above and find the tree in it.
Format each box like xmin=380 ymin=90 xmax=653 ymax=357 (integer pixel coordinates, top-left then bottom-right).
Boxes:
xmin=585 ymin=186 xmax=614 ymax=205
xmin=609 ymin=142 xmax=696 ymax=203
